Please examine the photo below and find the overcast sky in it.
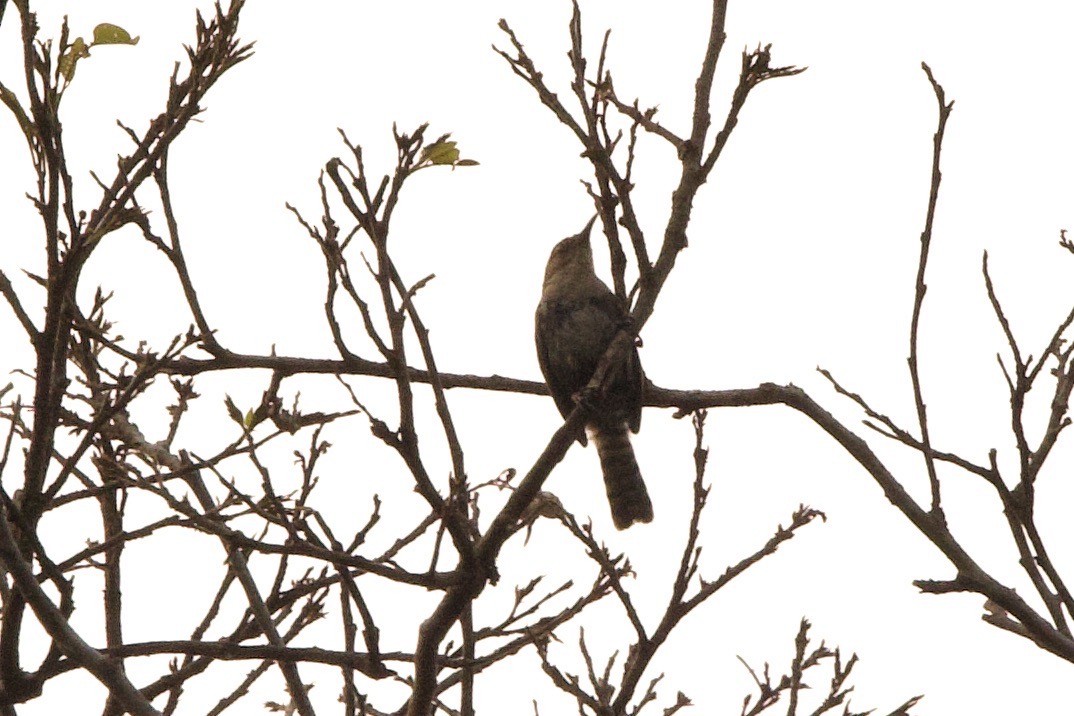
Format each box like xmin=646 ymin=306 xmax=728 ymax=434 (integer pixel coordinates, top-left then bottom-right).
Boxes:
xmin=2 ymin=1 xmax=1074 ymax=713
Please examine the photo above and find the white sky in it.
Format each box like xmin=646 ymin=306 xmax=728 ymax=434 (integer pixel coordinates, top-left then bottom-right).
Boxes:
xmin=2 ymin=1 xmax=1074 ymax=713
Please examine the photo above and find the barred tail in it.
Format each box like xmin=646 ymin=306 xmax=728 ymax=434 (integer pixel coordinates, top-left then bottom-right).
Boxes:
xmin=590 ymin=422 xmax=653 ymax=529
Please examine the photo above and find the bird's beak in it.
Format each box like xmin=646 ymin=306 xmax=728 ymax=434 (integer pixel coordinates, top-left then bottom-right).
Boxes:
xmin=581 ymin=214 xmax=598 ymax=238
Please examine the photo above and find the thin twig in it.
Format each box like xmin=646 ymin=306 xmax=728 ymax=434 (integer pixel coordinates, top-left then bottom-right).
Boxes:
xmin=908 ymin=62 xmax=954 ymax=521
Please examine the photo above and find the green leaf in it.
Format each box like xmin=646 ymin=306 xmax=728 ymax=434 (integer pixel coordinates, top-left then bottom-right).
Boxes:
xmin=454 ymin=159 xmax=480 ymax=167
xmin=421 ymin=140 xmax=460 ymax=166
xmin=0 ymin=85 xmax=34 ymax=142
xmin=92 ymin=23 xmax=139 ymax=46
xmin=224 ymin=395 xmax=243 ymax=424
xmin=244 ymin=409 xmax=255 ymax=429
xmin=58 ymin=37 xmax=91 ymax=81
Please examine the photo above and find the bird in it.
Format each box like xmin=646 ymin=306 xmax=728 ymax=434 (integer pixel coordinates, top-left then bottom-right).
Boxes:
xmin=534 ymin=217 xmax=653 ymax=529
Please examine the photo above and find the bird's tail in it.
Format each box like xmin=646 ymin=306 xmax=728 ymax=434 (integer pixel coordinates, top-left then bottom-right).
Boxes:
xmin=590 ymin=422 xmax=653 ymax=529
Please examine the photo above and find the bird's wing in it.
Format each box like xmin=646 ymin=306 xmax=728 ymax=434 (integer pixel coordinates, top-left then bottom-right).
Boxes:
xmin=625 ymin=344 xmax=644 ymax=434
xmin=587 ymin=292 xmax=644 ymax=434
xmin=534 ymin=304 xmax=577 ymax=419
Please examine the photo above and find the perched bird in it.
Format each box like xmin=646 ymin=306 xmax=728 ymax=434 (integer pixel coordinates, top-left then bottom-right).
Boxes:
xmin=535 ymin=218 xmax=653 ymax=529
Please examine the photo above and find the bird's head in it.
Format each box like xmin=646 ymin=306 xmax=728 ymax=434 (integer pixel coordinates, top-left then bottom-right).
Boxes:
xmin=543 ymin=216 xmax=598 ymax=290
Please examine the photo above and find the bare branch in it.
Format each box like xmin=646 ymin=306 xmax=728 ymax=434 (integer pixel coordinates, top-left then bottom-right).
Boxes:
xmin=907 ymin=62 xmax=954 ymax=521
